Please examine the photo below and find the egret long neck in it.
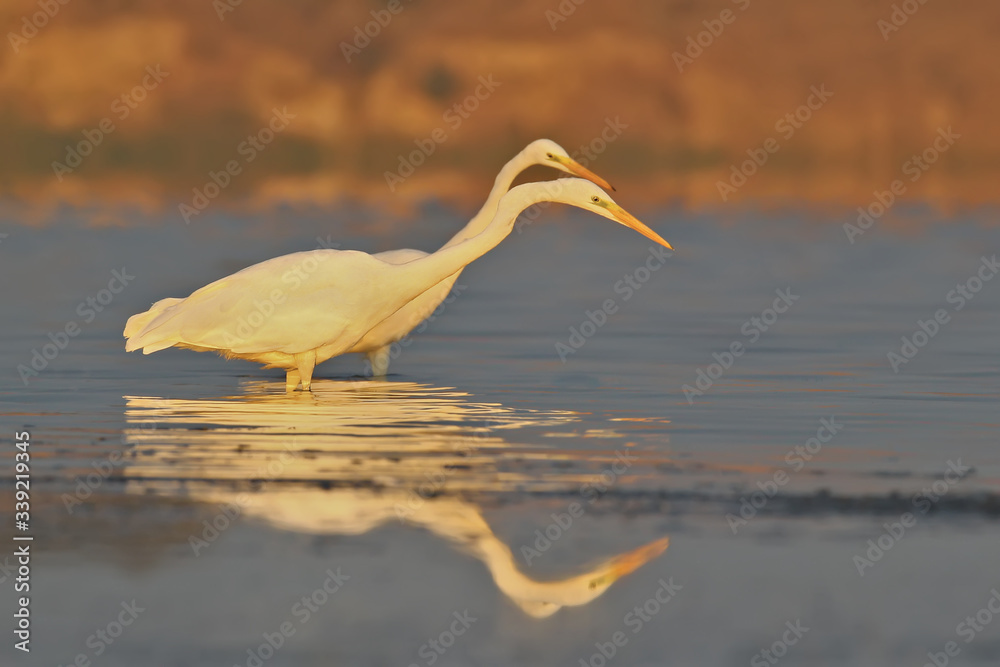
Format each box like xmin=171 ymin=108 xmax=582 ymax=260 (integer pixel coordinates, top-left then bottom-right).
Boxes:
xmin=441 ymin=152 xmax=528 ymax=250
xmin=403 ymin=499 xmax=574 ymax=613
xmin=389 ymin=183 xmax=548 ymax=307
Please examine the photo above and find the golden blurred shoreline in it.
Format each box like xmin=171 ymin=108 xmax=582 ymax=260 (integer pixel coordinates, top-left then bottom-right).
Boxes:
xmin=1 ymin=0 xmax=997 ymax=222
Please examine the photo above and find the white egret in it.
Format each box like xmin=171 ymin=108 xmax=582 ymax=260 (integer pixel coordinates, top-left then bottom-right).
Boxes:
xmin=128 ymin=140 xmax=613 ymax=377
xmin=352 ymin=139 xmax=614 ymax=375
xmin=124 ymin=178 xmax=672 ymax=390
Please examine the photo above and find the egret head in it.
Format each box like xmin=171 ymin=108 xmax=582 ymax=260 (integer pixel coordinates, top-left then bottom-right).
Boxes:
xmin=507 ymin=536 xmax=671 ymax=618
xmin=547 ymin=178 xmax=673 ymax=251
xmin=524 ymin=138 xmax=616 ymax=192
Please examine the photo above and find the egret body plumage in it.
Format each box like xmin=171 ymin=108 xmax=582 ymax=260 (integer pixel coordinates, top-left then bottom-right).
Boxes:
xmin=124 ymin=179 xmax=672 ymax=390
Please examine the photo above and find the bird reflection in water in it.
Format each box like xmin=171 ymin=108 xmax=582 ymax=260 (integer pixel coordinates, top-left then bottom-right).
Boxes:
xmin=122 ymin=379 xmax=669 ymax=618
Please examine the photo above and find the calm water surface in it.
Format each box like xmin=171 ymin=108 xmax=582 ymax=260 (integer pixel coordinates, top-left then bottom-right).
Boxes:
xmin=1 ymin=206 xmax=998 ymax=665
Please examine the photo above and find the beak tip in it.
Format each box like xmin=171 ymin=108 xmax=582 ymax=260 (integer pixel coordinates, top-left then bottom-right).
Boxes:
xmin=610 ymin=536 xmax=671 ymax=578
xmin=566 ymin=160 xmax=615 ymax=194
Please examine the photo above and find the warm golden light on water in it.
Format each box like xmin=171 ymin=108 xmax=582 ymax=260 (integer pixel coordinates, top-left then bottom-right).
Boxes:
xmin=122 ymin=379 xmax=670 ymax=617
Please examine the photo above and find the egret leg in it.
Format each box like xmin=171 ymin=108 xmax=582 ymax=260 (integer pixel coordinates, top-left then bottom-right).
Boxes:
xmin=285 ymin=369 xmax=301 ymax=392
xmin=367 ymin=346 xmax=391 ymax=377
xmin=294 ymin=351 xmax=317 ymax=391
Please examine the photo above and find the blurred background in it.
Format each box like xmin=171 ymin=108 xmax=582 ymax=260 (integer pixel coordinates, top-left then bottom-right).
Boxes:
xmin=1 ymin=0 xmax=996 ymax=222
xmin=3 ymin=3 xmax=1000 ymax=665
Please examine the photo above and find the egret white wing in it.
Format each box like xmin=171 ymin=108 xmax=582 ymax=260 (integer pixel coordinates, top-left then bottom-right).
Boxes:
xmin=127 ymin=250 xmax=396 ymax=355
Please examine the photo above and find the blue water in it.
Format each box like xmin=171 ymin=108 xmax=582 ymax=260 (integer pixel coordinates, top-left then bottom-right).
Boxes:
xmin=1 ymin=206 xmax=998 ymax=665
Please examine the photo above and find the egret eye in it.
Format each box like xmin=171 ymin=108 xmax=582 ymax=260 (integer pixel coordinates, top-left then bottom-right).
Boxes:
xmin=546 ymin=153 xmax=554 ymax=159
xmin=591 ymin=196 xmax=600 ymax=203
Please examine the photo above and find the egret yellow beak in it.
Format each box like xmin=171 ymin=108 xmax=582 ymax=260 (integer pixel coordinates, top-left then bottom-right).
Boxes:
xmin=553 ymin=155 xmax=616 ymax=192
xmin=609 ymin=204 xmax=674 ymax=250
xmin=607 ymin=536 xmax=671 ymax=580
